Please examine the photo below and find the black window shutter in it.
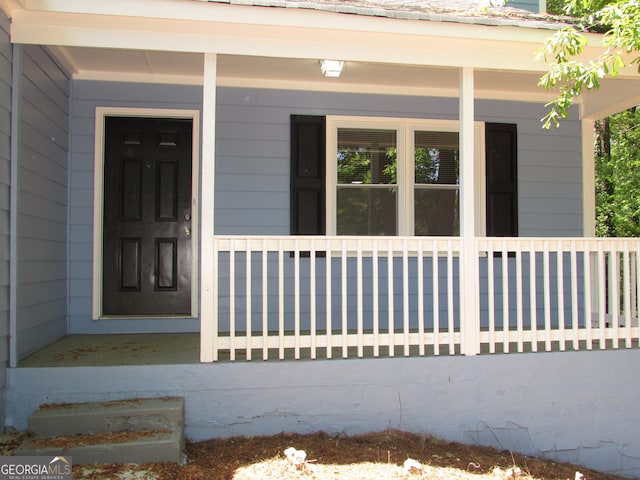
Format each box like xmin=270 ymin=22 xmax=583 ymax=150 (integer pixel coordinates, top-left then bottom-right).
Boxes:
xmin=290 ymin=115 xmax=326 ymax=235
xmin=485 ymin=123 xmax=518 ymax=237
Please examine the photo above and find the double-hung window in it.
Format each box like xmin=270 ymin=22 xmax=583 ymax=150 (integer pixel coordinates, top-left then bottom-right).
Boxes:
xmin=326 ymin=117 xmax=485 ymax=236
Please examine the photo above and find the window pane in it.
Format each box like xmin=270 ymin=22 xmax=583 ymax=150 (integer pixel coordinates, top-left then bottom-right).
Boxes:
xmin=414 ymin=131 xmax=459 ymax=185
xmin=337 ymin=129 xmax=396 ymax=185
xmin=414 ymin=130 xmax=459 ymax=236
xmin=337 ymin=187 xmax=397 ymax=235
xmin=415 ymin=188 xmax=459 ymax=236
xmin=336 ymin=128 xmax=397 ymax=235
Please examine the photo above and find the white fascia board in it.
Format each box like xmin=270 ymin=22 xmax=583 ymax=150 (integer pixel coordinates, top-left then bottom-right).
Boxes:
xmin=11 ymin=12 xmax=580 ymax=74
xmin=15 ymin=0 xmax=614 ymax=62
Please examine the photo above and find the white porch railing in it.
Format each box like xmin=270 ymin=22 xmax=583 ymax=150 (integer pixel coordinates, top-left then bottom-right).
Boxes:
xmin=202 ymin=236 xmax=640 ymax=361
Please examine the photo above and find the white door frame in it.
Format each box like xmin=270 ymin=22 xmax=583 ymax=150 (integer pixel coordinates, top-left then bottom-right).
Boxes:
xmin=92 ymin=106 xmax=201 ymax=319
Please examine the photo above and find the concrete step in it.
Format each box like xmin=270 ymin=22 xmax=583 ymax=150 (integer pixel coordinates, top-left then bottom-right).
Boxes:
xmin=29 ymin=397 xmax=184 ymax=437
xmin=19 ymin=397 xmax=185 ymax=465
xmin=15 ymin=429 xmax=184 ymax=464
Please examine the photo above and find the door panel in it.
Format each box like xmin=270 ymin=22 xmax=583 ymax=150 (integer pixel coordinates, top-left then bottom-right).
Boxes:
xmin=102 ymin=116 xmax=192 ymax=316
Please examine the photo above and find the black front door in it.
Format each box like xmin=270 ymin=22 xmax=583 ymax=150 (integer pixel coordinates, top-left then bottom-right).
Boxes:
xmin=102 ymin=116 xmax=193 ymax=316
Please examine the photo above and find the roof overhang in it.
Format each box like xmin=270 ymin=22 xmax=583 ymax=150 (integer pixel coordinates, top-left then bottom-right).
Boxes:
xmin=2 ymin=0 xmax=639 ymax=119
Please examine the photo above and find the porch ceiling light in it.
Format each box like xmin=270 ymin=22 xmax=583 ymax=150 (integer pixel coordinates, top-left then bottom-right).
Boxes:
xmin=320 ymin=59 xmax=344 ymax=78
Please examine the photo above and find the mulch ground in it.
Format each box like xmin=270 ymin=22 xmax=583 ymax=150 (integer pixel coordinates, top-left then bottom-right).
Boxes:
xmin=0 ymin=429 xmax=628 ymax=479
xmin=33 ymin=430 xmax=628 ymax=480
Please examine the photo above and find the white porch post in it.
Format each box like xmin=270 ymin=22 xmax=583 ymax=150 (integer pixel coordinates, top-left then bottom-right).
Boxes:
xmin=582 ymin=118 xmax=596 ymax=237
xmin=200 ymin=53 xmax=217 ymax=362
xmin=459 ymin=66 xmax=480 ymax=355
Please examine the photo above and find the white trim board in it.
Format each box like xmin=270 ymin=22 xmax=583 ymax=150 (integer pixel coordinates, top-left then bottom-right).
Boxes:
xmin=92 ymin=106 xmax=201 ymax=320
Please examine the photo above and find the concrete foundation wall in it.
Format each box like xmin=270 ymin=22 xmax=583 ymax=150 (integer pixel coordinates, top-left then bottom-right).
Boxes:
xmin=6 ymin=349 xmax=640 ymax=477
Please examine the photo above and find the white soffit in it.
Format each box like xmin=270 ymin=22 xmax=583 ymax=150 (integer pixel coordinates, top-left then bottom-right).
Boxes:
xmin=59 ymin=47 xmax=203 ymax=78
xmin=54 ymin=46 xmax=554 ymax=101
xmin=580 ymin=76 xmax=640 ymax=119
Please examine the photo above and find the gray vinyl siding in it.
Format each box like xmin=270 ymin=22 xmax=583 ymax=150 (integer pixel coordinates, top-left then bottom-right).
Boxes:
xmin=67 ymin=82 xmax=581 ymax=334
xmin=509 ymin=0 xmax=541 ymax=13
xmin=16 ymin=46 xmax=70 ymax=358
xmin=0 ymin=8 xmax=11 ymax=424
xmin=68 ymin=80 xmax=202 ymax=334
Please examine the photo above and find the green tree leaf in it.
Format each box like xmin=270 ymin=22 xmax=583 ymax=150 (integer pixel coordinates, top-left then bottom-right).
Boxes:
xmin=539 ymin=0 xmax=640 ymax=128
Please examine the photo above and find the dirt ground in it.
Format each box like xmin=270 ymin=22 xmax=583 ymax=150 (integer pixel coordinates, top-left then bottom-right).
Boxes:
xmin=0 ymin=429 xmax=628 ymax=480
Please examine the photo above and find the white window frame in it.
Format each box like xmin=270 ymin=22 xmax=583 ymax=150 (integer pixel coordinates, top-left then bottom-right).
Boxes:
xmin=326 ymin=116 xmax=486 ymax=236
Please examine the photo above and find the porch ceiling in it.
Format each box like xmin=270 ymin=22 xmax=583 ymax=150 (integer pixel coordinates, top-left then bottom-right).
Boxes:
xmin=51 ymin=46 xmax=553 ymax=102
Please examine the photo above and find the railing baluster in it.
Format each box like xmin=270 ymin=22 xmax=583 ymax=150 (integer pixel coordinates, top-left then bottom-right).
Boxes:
xmin=388 ymin=239 xmax=395 ymax=357
xmin=633 ymin=246 xmax=639 ymax=322
xmin=262 ymin=239 xmax=268 ymax=360
xmin=633 ymin=246 xmax=639 ymax=325
xmin=246 ymin=241 xmax=252 ymax=360
xmin=584 ymin=245 xmax=593 ymax=351
xmin=543 ymin=241 xmax=551 ymax=351
xmin=516 ymin=241 xmax=523 ymax=352
xmin=372 ymin=241 xmax=379 ymax=357
xmin=278 ymin=240 xmax=284 ymax=360
xmin=598 ymin=242 xmax=606 ymax=349
xmin=326 ymin=242 xmax=332 ymax=359
xmin=570 ymin=241 xmax=579 ymax=350
xmin=624 ymin=241 xmax=632 ymax=348
xmin=294 ymin=238 xmax=300 ymax=359
xmin=557 ymin=240 xmax=566 ymax=351
xmin=310 ymin=239 xmax=317 ymax=360
xmin=501 ymin=239 xmax=509 ymax=353
xmin=432 ymin=239 xmax=440 ymax=356
xmin=417 ymin=239 xmax=425 ymax=356
xmin=529 ymin=241 xmax=537 ymax=353
xmin=229 ymin=242 xmax=236 ymax=361
xmin=341 ymin=239 xmax=348 ymax=358
xmin=610 ymin=245 xmax=620 ymax=349
xmin=357 ymin=238 xmax=364 ymax=358
xmin=447 ymin=240 xmax=454 ymax=355
xmin=487 ymin=240 xmax=495 ymax=354
xmin=403 ymin=238 xmax=410 ymax=356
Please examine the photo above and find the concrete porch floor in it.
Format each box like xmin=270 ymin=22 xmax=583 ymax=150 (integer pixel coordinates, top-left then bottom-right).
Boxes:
xmin=19 ymin=333 xmax=201 ymax=367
